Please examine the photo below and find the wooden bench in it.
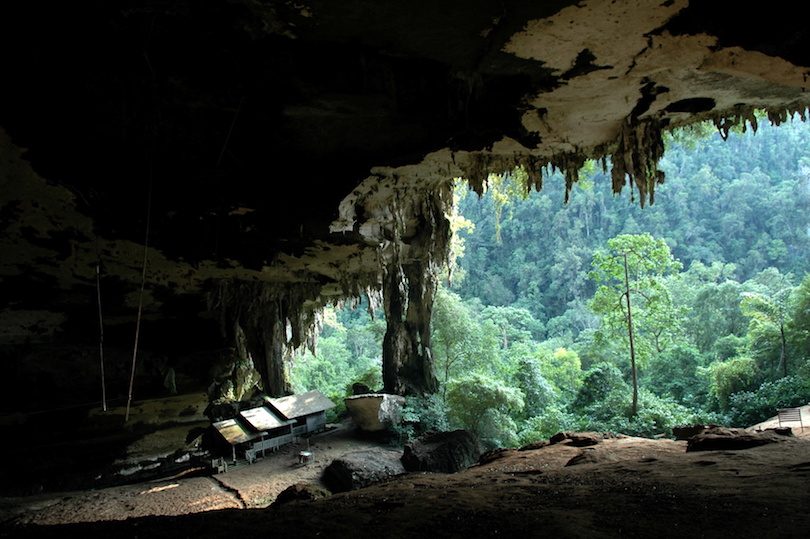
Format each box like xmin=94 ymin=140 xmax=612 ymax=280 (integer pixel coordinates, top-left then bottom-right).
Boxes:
xmin=777 ymin=408 xmax=804 ymax=432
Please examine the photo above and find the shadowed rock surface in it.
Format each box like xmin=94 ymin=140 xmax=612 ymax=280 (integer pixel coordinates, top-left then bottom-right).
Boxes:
xmin=322 ymin=448 xmax=406 ymax=493
xmin=3 ymin=1 xmax=810 ymax=534
xmin=401 ymin=430 xmax=479 ymax=473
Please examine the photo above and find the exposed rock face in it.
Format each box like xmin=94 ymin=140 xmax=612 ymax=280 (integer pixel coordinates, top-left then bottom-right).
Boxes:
xmin=549 ymin=431 xmax=606 ymax=447
xmin=401 ymin=430 xmax=479 ymax=473
xmin=4 ymin=1 xmax=810 ymax=404
xmin=322 ymin=448 xmax=406 ymax=493
xmin=686 ymin=427 xmax=794 ymax=451
xmin=344 ymin=393 xmax=405 ymax=432
xmin=271 ymin=483 xmax=331 ymax=507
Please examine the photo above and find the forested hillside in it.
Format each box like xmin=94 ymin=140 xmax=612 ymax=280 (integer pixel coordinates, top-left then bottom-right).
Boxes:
xmin=456 ymin=117 xmax=810 ymax=330
xmin=292 ymin=115 xmax=810 ymax=448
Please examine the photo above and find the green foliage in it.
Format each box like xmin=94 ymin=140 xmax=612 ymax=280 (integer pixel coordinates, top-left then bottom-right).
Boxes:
xmin=740 ymin=268 xmax=795 ymax=378
xmin=711 ymin=334 xmax=747 ymax=362
xmin=480 ymin=305 xmax=544 ymax=347
xmin=642 ymin=343 xmax=706 ymax=406
xmin=573 ymin=388 xmax=704 ymax=438
xmin=446 ymin=373 xmax=524 ymax=448
xmin=788 ymin=274 xmax=810 ymax=364
xmin=535 ymin=347 xmax=583 ymax=403
xmin=431 ymin=287 xmax=502 ymax=400
xmin=290 ymin=302 xmax=383 ymax=417
xmin=670 ymin=262 xmax=748 ymax=353
xmin=297 ymin=118 xmax=810 ymax=445
xmin=390 ymin=393 xmax=450 ymax=444
xmin=589 ymin=233 xmax=684 ymax=360
xmin=573 ymin=362 xmax=628 ymax=409
xmin=725 ymin=375 xmax=810 ymax=427
xmin=456 ymin=118 xmax=810 ymax=333
xmin=589 ymin=233 xmax=684 ymax=413
xmin=517 ymin=405 xmax=576 ymax=445
xmin=514 ymin=353 xmax=557 ymax=418
xmin=702 ymin=357 xmax=760 ymax=409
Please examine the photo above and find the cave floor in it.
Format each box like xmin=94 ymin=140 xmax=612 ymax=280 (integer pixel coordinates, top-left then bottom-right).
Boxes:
xmin=1 ymin=414 xmax=809 ymax=538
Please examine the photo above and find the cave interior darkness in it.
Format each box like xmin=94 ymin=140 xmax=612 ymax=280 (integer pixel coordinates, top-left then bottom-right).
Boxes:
xmin=3 ymin=0 xmax=810 ymax=416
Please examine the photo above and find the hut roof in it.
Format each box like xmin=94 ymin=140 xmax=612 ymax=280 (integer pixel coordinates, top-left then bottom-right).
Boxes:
xmin=212 ymin=418 xmax=262 ymax=445
xmin=240 ymin=406 xmax=295 ymax=431
xmin=267 ymin=390 xmax=336 ymax=420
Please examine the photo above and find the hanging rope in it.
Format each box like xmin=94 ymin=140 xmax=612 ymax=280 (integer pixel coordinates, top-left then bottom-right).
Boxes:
xmin=96 ymin=240 xmax=107 ymax=412
xmin=126 ymin=17 xmax=157 ymax=423
xmin=125 ymin=166 xmax=153 ymax=423
xmin=217 ymin=97 xmax=243 ymax=168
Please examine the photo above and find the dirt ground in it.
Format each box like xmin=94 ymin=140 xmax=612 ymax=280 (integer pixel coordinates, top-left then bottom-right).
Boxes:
xmin=1 ymin=405 xmax=810 ymax=538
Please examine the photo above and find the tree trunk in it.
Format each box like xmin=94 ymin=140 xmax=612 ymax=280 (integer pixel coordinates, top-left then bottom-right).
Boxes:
xmin=779 ymin=325 xmax=788 ymax=378
xmin=623 ymin=253 xmax=639 ymax=416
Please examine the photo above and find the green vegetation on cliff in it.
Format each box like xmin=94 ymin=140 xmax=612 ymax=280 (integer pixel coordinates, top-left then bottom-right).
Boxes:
xmin=294 ymin=116 xmax=810 ymax=448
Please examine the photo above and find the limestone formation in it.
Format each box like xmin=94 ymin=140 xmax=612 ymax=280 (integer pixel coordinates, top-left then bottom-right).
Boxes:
xmin=344 ymin=393 xmax=405 ymax=432
xmin=401 ymin=430 xmax=480 ymax=473
xmin=686 ymin=427 xmax=794 ymax=451
xmin=3 ymin=1 xmax=810 ymax=402
xmin=322 ymin=448 xmax=406 ymax=493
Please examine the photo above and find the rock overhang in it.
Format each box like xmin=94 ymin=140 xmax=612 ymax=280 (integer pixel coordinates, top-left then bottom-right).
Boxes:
xmin=2 ymin=0 xmax=810 ymax=345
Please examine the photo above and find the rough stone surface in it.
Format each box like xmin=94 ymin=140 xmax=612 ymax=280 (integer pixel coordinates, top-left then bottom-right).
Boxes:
xmin=401 ymin=430 xmax=480 ymax=473
xmin=686 ymin=427 xmax=793 ymax=452
xmin=322 ymin=448 xmax=406 ymax=493
xmin=271 ymin=483 xmax=331 ymax=507
xmin=549 ymin=431 xmax=606 ymax=447
xmin=4 ymin=0 xmax=810 ymax=412
xmin=344 ymin=394 xmax=405 ymax=432
xmin=672 ymin=424 xmax=712 ymax=440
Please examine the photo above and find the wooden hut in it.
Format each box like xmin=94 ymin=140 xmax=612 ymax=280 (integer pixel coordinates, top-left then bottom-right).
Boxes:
xmin=212 ymin=405 xmax=295 ymax=464
xmin=266 ymin=390 xmax=336 ymax=436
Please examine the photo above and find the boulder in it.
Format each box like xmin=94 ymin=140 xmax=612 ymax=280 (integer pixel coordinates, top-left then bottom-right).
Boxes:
xmin=271 ymin=483 xmax=331 ymax=507
xmin=344 ymin=393 xmax=405 ymax=432
xmin=549 ymin=431 xmax=605 ymax=447
xmin=323 ymin=448 xmax=406 ymax=492
xmin=401 ymin=430 xmax=479 ymax=473
xmin=518 ymin=440 xmax=550 ymax=451
xmin=672 ymin=425 xmax=708 ymax=440
xmin=686 ymin=427 xmax=793 ymax=452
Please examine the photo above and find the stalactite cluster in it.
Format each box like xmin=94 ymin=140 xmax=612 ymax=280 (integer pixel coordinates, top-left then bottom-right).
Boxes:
xmin=205 ymin=175 xmax=455 ymax=398
xmin=609 ymin=118 xmax=665 ymax=207
xmin=206 ymin=101 xmax=810 ymax=399
xmin=465 ymin=103 xmax=810 ymax=209
xmin=206 ymin=279 xmax=324 ymax=397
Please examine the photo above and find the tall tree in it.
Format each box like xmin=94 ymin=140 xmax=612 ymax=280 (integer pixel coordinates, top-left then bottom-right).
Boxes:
xmin=741 ymin=275 xmax=794 ymax=378
xmin=589 ymin=233 xmax=683 ymax=415
xmin=431 ymin=288 xmax=497 ymax=399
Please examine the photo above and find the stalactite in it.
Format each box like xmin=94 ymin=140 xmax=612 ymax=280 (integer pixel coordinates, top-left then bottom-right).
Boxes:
xmin=207 ymin=279 xmax=324 ymax=397
xmin=462 ymin=102 xmax=810 ymax=210
xmin=609 ymin=118 xmax=666 ymax=207
xmin=209 ymin=104 xmax=809 ymax=401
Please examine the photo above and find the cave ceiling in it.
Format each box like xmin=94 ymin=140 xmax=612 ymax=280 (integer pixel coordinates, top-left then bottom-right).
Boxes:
xmin=3 ymin=0 xmax=810 ymax=342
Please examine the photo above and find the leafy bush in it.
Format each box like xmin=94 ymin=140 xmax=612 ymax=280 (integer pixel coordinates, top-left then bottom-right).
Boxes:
xmin=573 ymin=389 xmax=703 ymax=438
xmin=725 ymin=375 xmax=810 ymax=427
xmin=572 ymin=362 xmax=628 ymax=409
xmin=389 ymin=393 xmax=450 ymax=444
xmin=702 ymin=356 xmax=760 ymax=408
xmin=446 ymin=373 xmax=524 ymax=448
xmin=517 ymin=405 xmax=576 ymax=445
